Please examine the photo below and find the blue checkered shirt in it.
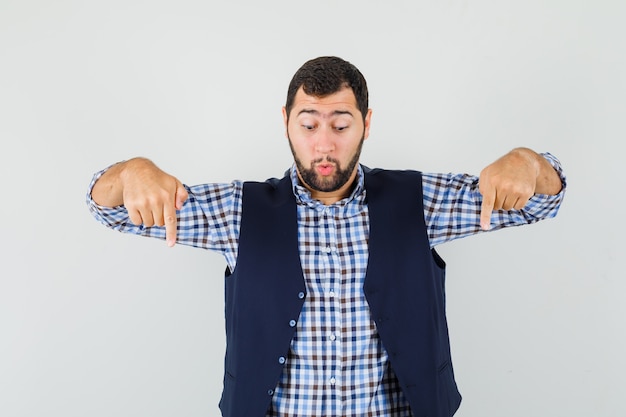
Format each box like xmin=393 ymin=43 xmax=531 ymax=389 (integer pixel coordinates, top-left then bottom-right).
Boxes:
xmin=87 ymin=154 xmax=565 ymax=417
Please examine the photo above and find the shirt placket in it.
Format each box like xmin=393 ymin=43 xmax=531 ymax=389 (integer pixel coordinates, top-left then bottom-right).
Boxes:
xmin=318 ymin=204 xmax=342 ymax=414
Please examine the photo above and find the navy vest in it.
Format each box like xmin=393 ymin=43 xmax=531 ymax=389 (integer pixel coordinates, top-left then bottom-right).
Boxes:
xmin=219 ymin=169 xmax=462 ymax=417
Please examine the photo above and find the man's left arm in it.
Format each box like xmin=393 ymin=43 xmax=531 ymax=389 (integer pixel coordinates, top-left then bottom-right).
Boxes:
xmin=478 ymin=147 xmax=564 ymax=230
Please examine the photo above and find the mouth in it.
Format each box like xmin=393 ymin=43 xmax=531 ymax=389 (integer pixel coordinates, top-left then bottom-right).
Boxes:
xmin=315 ymin=162 xmax=335 ymax=176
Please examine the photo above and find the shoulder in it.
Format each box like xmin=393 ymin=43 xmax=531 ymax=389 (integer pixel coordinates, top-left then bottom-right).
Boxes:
xmin=242 ymin=173 xmax=293 ymax=205
xmin=362 ymin=165 xmax=423 ymax=183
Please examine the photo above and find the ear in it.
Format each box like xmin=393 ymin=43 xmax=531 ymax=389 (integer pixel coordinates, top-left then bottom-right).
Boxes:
xmin=363 ymin=109 xmax=373 ymax=140
xmin=281 ymin=106 xmax=289 ymax=139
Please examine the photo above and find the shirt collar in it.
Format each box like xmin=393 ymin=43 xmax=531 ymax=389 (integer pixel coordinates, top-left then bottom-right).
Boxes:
xmin=289 ymin=164 xmax=366 ymax=207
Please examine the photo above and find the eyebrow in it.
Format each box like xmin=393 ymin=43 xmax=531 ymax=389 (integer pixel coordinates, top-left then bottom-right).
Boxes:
xmin=297 ymin=109 xmax=354 ymax=118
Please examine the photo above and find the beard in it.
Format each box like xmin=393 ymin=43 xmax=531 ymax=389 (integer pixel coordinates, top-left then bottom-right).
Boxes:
xmin=288 ymin=135 xmax=364 ymax=193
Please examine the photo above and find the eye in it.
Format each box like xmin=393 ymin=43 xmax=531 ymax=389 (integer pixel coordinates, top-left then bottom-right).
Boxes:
xmin=299 ymin=120 xmax=317 ymax=130
xmin=335 ymin=125 xmax=348 ymax=131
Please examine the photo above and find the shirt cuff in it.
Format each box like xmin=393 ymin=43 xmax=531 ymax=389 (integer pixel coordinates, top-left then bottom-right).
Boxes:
xmin=539 ymin=152 xmax=567 ymax=194
xmin=85 ymin=162 xmax=128 ymax=223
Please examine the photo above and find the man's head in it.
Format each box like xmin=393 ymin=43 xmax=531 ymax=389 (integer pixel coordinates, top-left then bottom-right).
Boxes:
xmin=282 ymin=57 xmax=372 ymax=204
xmin=285 ymin=56 xmax=369 ymax=123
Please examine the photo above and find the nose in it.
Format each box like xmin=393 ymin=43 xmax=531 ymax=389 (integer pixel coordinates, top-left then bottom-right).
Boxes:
xmin=314 ymin=129 xmax=335 ymax=154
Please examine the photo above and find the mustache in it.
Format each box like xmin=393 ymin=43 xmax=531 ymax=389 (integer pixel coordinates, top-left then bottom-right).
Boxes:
xmin=312 ymin=156 xmax=340 ymax=165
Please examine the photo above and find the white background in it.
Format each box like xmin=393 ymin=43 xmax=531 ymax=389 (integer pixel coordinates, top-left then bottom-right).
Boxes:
xmin=1 ymin=1 xmax=624 ymax=416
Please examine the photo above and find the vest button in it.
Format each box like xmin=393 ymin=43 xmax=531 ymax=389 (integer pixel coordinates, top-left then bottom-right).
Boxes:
xmin=267 ymin=389 xmax=274 ymax=396
xmin=278 ymin=356 xmax=286 ymax=364
xmin=289 ymin=319 xmax=297 ymax=327
xmin=298 ymin=291 xmax=305 ymax=299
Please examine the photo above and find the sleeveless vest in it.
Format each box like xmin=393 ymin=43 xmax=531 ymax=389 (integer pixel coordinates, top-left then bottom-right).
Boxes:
xmin=219 ymin=169 xmax=462 ymax=417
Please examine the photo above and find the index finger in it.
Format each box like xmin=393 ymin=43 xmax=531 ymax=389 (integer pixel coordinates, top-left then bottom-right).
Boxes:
xmin=480 ymin=188 xmax=495 ymax=231
xmin=164 ymin=203 xmax=178 ymax=247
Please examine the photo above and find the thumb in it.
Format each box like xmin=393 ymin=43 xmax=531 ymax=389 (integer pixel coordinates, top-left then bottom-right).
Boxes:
xmin=175 ymin=181 xmax=189 ymax=210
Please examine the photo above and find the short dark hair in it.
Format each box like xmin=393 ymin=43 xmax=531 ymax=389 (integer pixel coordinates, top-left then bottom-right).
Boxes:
xmin=285 ymin=56 xmax=369 ymax=121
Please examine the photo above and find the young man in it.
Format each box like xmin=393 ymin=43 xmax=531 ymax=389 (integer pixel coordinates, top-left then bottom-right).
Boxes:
xmin=87 ymin=56 xmax=565 ymax=417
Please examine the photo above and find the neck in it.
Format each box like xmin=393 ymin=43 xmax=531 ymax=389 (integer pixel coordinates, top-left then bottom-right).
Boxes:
xmin=298 ymin=168 xmax=359 ymax=205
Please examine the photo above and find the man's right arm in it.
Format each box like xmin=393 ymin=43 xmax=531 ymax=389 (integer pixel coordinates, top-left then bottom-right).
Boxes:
xmin=87 ymin=158 xmax=243 ymax=271
xmin=91 ymin=158 xmax=188 ymax=247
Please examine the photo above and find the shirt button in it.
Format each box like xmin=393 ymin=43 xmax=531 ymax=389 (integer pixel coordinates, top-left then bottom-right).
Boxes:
xmin=328 ymin=290 xmax=335 ymax=298
xmin=330 ymin=377 xmax=336 ymax=385
xmin=329 ymin=333 xmax=336 ymax=341
xmin=278 ymin=356 xmax=286 ymax=364
xmin=322 ymin=246 xmax=331 ymax=254
xmin=289 ymin=319 xmax=297 ymax=327
xmin=298 ymin=291 xmax=305 ymax=299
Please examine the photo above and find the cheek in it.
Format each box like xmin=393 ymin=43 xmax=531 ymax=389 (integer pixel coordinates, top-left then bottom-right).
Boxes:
xmin=287 ymin=137 xmax=309 ymax=159
xmin=295 ymin=144 xmax=314 ymax=160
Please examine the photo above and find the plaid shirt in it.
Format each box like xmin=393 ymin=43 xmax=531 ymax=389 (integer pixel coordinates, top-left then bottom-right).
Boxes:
xmin=87 ymin=154 xmax=565 ymax=417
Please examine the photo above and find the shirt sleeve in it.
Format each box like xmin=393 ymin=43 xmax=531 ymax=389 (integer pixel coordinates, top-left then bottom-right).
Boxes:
xmin=423 ymin=152 xmax=566 ymax=248
xmin=85 ymin=166 xmax=242 ymax=270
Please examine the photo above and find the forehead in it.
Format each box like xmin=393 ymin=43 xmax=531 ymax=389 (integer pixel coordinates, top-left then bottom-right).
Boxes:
xmin=291 ymin=86 xmax=359 ymax=117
